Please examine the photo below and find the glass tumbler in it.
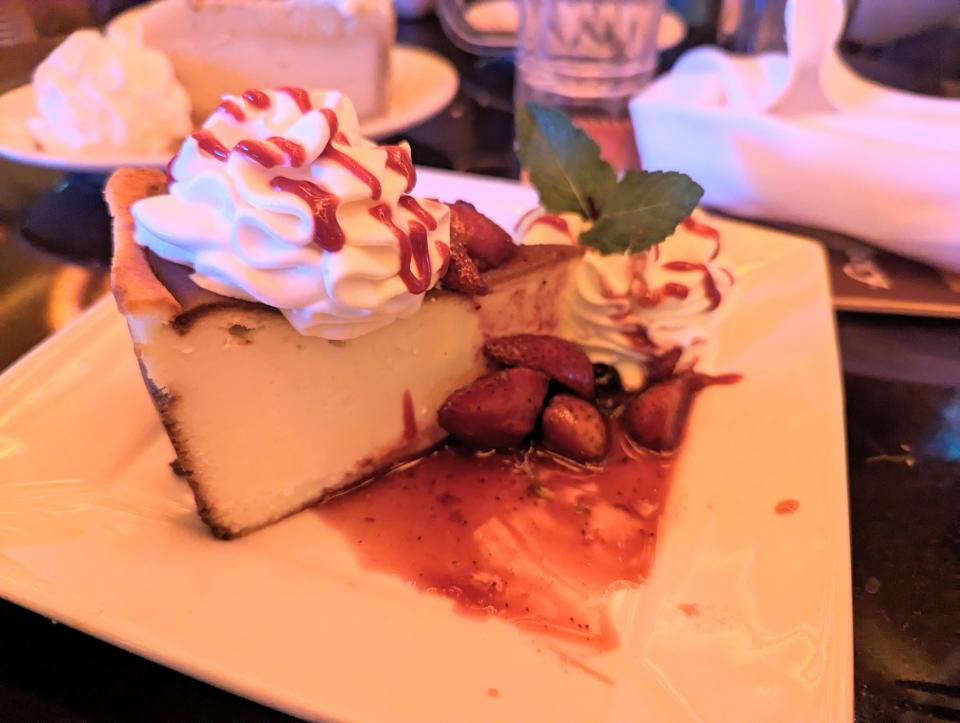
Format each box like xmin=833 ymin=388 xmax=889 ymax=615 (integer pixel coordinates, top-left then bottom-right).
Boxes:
xmin=440 ymin=0 xmax=666 ymax=171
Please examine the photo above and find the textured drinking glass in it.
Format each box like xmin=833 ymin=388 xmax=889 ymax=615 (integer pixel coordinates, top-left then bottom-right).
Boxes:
xmin=515 ymin=0 xmax=664 ymax=110
xmin=439 ymin=0 xmax=666 ymax=170
xmin=516 ymin=0 xmax=665 ymax=169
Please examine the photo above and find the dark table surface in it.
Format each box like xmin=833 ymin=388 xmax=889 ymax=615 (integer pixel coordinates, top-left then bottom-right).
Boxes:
xmin=1 ymin=14 xmax=959 ymax=723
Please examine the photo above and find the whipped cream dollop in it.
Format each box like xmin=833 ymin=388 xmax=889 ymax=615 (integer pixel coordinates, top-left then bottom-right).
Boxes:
xmin=28 ymin=30 xmax=191 ymax=154
xmin=133 ymin=89 xmax=450 ymax=339
xmin=519 ymin=210 xmax=735 ymax=390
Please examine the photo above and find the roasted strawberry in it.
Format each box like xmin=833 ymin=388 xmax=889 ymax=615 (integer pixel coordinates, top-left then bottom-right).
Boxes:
xmin=622 ymin=372 xmax=697 ymax=452
xmin=442 ymin=237 xmax=488 ymax=294
xmin=438 ymin=367 xmax=549 ymax=449
xmin=646 ymin=347 xmax=683 ymax=383
xmin=450 ymin=200 xmax=518 ymax=271
xmin=484 ymin=334 xmax=595 ymax=399
xmin=541 ymin=394 xmax=608 ymax=462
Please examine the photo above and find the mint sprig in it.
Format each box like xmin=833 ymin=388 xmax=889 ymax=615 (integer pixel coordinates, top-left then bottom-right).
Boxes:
xmin=579 ymin=171 xmax=705 ymax=254
xmin=516 ymin=104 xmax=616 ymax=220
xmin=517 ymin=103 xmax=703 ymax=255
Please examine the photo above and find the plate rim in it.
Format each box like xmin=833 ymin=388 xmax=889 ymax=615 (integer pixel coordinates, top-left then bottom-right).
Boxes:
xmin=0 ymin=44 xmax=459 ymax=172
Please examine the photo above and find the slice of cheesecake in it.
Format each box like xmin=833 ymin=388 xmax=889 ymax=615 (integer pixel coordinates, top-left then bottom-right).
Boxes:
xmin=116 ymin=0 xmax=394 ymax=122
xmin=108 ymin=168 xmax=581 ymax=538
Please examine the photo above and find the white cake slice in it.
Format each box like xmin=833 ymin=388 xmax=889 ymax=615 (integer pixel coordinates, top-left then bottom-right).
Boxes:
xmin=117 ymin=0 xmax=394 ymax=122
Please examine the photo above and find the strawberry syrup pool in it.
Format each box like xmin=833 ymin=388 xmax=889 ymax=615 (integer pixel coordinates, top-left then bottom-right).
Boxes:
xmin=316 ymin=420 xmax=674 ymax=649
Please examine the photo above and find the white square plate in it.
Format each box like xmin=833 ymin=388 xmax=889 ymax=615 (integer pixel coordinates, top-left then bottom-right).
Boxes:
xmin=0 ymin=169 xmax=851 ymax=721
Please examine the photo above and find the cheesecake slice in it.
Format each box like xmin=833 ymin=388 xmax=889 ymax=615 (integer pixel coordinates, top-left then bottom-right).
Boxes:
xmin=116 ymin=0 xmax=394 ymax=122
xmin=108 ymin=168 xmax=581 ymax=538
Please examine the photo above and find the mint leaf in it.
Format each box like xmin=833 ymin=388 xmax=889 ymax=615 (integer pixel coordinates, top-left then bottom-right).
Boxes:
xmin=516 ymin=104 xmax=704 ymax=255
xmin=579 ymin=171 xmax=703 ymax=255
xmin=516 ymin=104 xmax=616 ymax=220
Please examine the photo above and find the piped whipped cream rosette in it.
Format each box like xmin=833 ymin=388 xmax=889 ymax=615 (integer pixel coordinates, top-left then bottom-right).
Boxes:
xmin=28 ymin=29 xmax=192 ymax=154
xmin=132 ymin=88 xmax=450 ymax=339
xmin=519 ymin=210 xmax=735 ymax=390
xmin=514 ymin=103 xmax=731 ymax=390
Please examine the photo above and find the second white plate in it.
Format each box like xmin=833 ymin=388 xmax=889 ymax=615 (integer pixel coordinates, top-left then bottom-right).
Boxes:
xmin=0 ymin=44 xmax=458 ymax=173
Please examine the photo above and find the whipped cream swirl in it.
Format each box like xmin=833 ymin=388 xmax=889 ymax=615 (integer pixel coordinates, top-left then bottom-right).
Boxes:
xmin=133 ymin=89 xmax=450 ymax=339
xmin=29 ymin=30 xmax=191 ymax=154
xmin=519 ymin=210 xmax=735 ymax=390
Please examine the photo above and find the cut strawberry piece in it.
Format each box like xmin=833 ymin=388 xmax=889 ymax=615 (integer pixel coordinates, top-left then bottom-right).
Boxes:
xmin=442 ymin=237 xmax=487 ymax=294
xmin=622 ymin=372 xmax=697 ymax=452
xmin=541 ymin=394 xmax=608 ymax=462
xmin=450 ymin=200 xmax=518 ymax=271
xmin=438 ymin=367 xmax=549 ymax=449
xmin=484 ymin=334 xmax=595 ymax=399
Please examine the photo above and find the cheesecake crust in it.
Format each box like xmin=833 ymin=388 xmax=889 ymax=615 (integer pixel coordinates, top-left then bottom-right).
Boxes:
xmin=105 ymin=168 xmax=182 ymax=321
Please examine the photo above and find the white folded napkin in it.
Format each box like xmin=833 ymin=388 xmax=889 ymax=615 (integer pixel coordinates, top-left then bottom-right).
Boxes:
xmin=630 ymin=0 xmax=960 ymax=272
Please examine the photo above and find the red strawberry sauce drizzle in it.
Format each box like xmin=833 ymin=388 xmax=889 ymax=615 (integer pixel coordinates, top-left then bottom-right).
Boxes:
xmin=402 ymin=225 xmax=433 ymax=294
xmin=191 ymin=129 xmax=230 ymax=161
xmin=682 ymin=215 xmax=721 ymax=261
xmin=195 ymin=89 xmax=335 ymax=170
xmin=513 ymin=209 xmax=575 ymax=244
xmin=278 ymin=86 xmax=312 ymax=113
xmin=323 ymin=145 xmax=382 ymax=200
xmin=320 ymin=109 xmax=340 ymax=139
xmin=663 ymin=282 xmax=689 ymax=299
xmin=269 ymin=177 xmax=344 ymax=252
xmin=398 ymin=195 xmax=438 ymax=231
xmin=233 ymin=139 xmax=283 ymax=167
xmin=662 ymin=261 xmax=722 ymax=310
xmin=591 ymin=217 xmax=728 ymax=349
xmin=385 ymin=145 xmax=416 ymax=193
xmin=241 ymin=89 xmax=270 ymax=109
xmin=267 ymin=136 xmax=306 ymax=167
xmin=534 ymin=214 xmax=569 ymax=233
xmin=532 ymin=214 xmax=575 ymax=242
xmin=402 ymin=390 xmax=417 ymax=442
xmin=633 ymin=280 xmax=691 ymax=309
xmin=216 ymin=99 xmax=246 ymax=122
xmin=369 ymin=204 xmax=433 ymax=294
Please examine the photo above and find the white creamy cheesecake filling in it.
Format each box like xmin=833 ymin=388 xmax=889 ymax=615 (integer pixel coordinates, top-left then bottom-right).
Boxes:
xmin=519 ymin=209 xmax=735 ymax=389
xmin=28 ymin=29 xmax=191 ymax=154
xmin=132 ymin=89 xmax=450 ymax=340
xmin=128 ymin=248 xmax=579 ymax=536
